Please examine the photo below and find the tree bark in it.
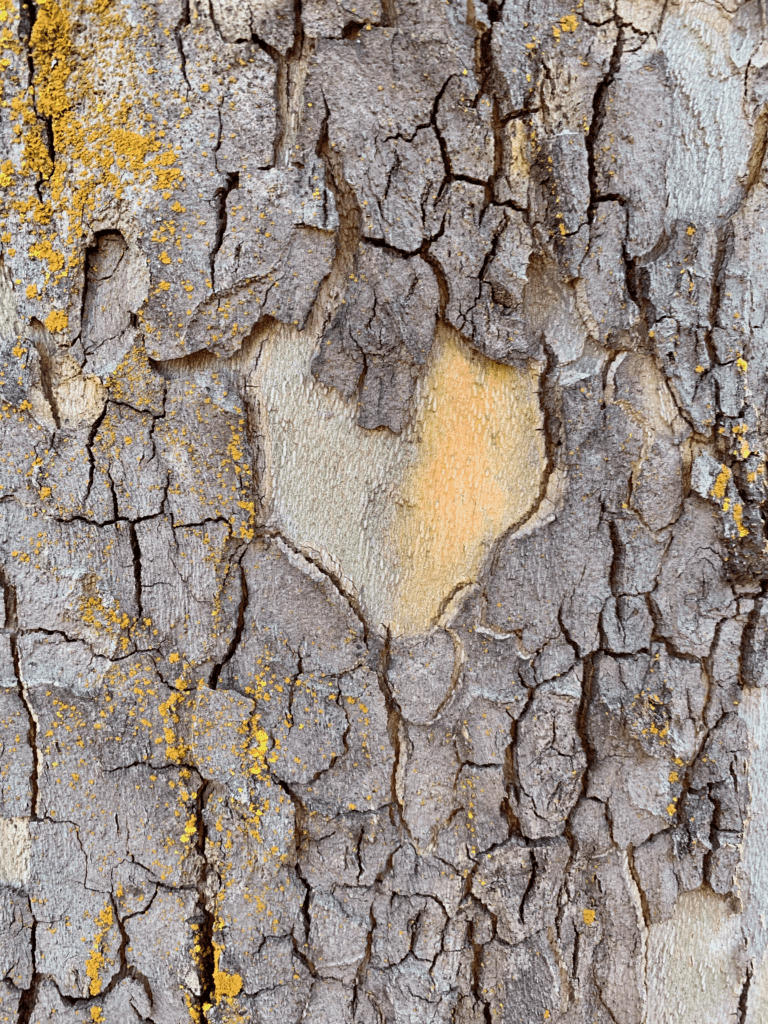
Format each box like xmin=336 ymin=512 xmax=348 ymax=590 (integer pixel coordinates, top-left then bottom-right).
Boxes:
xmin=0 ymin=0 xmax=767 ymax=1021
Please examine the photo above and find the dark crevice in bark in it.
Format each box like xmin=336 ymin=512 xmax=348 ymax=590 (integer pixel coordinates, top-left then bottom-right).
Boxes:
xmin=261 ymin=527 xmax=369 ymax=640
xmin=485 ymin=337 xmax=562 ymax=582
xmin=292 ymin=856 xmax=318 ymax=977
xmin=572 ymin=655 xmax=596 ymax=814
xmin=375 ymin=630 xmax=415 ymax=843
xmin=19 ymin=0 xmax=55 ymax=198
xmin=351 ymin=901 xmax=376 ymax=1017
xmin=434 ymin=579 xmax=476 ymax=625
xmin=361 ymin=227 xmax=447 ymax=261
xmin=194 ymin=779 xmax=217 ymax=1016
xmin=39 ymin=115 xmax=56 ymax=174
xmin=1 ymin=562 xmax=17 ymax=632
xmin=274 ymin=0 xmax=310 ymax=168
xmin=428 ymin=76 xmax=457 ymax=201
xmin=128 ymin=521 xmax=143 ymax=624
xmin=310 ymin=100 xmax=362 ymax=335
xmin=737 ymin=960 xmax=754 ymax=1024
xmin=476 ymin=204 xmax=512 ymax=291
xmin=270 ymin=781 xmax=317 ymax=978
xmin=623 ymin=233 xmax=670 ymax=338
xmin=341 ymin=20 xmax=367 ymax=40
xmin=17 ymin=0 xmax=34 ymax=47
xmin=106 ymin=899 xmax=159 ymax=1010
xmin=380 ymin=0 xmax=398 ymax=27
xmin=208 ymin=171 xmax=240 ymax=291
xmin=173 ymin=0 xmax=191 ymax=92
xmin=207 ymin=0 xmax=223 ymax=37
xmin=626 ymin=844 xmax=652 ymax=931
xmin=471 ymin=919 xmax=493 ymax=1024
xmin=503 ymin=685 xmax=534 ymax=823
xmin=15 ymin=921 xmax=39 ymax=1024
xmin=208 ymin=560 xmax=247 ymax=688
xmin=250 ymin=31 xmax=280 ymax=62
xmin=745 ymin=104 xmax=768 ymax=193
xmin=585 ymin=27 xmax=624 ymax=223
xmin=419 ymin=253 xmax=449 ymax=321
xmin=3 ymin=0 xmax=763 ymax=1012
xmin=705 ymin=222 xmax=734 ymax=365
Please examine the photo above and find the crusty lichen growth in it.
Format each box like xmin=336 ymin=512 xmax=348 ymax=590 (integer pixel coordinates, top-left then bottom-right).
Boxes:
xmin=1 ymin=0 xmax=767 ymax=1022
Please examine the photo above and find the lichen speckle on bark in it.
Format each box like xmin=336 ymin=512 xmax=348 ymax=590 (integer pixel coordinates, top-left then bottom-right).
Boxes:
xmin=1 ymin=0 xmax=768 ymax=1023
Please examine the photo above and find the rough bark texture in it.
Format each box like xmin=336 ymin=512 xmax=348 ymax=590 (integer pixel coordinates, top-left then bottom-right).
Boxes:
xmin=0 ymin=0 xmax=768 ymax=1022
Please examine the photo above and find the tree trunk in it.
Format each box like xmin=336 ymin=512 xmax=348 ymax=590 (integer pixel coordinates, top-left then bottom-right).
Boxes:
xmin=0 ymin=0 xmax=767 ymax=1021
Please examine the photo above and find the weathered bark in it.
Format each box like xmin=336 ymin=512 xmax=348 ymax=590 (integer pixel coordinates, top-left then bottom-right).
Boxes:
xmin=0 ymin=0 xmax=767 ymax=1021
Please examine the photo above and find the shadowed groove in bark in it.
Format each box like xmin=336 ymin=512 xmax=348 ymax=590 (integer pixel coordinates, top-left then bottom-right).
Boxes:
xmin=585 ymin=26 xmax=624 ymax=223
xmin=1 ymin=0 xmax=767 ymax=1018
xmin=209 ymin=172 xmax=240 ymax=290
xmin=173 ymin=0 xmax=191 ymax=92
xmin=275 ymin=0 xmax=312 ymax=167
xmin=745 ymin=105 xmax=768 ymax=193
xmin=208 ymin=559 xmax=248 ymax=688
xmin=195 ymin=780 xmax=217 ymax=1017
xmin=15 ymin=933 xmax=39 ymax=1024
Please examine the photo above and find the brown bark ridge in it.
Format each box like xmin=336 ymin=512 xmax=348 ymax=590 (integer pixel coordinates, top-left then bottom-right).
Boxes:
xmin=0 ymin=0 xmax=767 ymax=1021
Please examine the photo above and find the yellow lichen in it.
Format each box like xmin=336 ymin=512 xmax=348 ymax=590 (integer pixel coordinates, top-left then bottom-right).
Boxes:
xmin=733 ymin=502 xmax=749 ymax=538
xmin=44 ymin=309 xmax=68 ymax=333
xmin=85 ymin=904 xmax=113 ymax=996
xmin=213 ymin=940 xmax=243 ymax=1003
xmin=711 ymin=464 xmax=731 ymax=500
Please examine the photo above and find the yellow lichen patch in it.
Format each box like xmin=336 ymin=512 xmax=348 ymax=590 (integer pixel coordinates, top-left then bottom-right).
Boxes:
xmin=582 ymin=908 xmax=596 ymax=925
xmin=79 ymin=586 xmax=130 ymax=643
xmin=733 ymin=502 xmax=749 ymax=538
xmin=180 ymin=814 xmax=197 ymax=844
xmin=0 ymin=0 xmax=184 ymax=311
xmin=248 ymin=723 xmax=269 ymax=777
xmin=213 ymin=940 xmax=243 ymax=1003
xmin=158 ymin=690 xmax=189 ymax=763
xmin=104 ymin=340 xmax=160 ymax=408
xmin=393 ymin=325 xmax=543 ymax=634
xmin=711 ymin=464 xmax=731 ymax=500
xmin=44 ymin=309 xmax=68 ymax=333
xmin=85 ymin=903 xmax=114 ymax=996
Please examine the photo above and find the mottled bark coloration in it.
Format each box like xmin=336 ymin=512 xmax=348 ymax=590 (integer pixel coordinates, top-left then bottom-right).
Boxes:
xmin=0 ymin=0 xmax=767 ymax=1021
